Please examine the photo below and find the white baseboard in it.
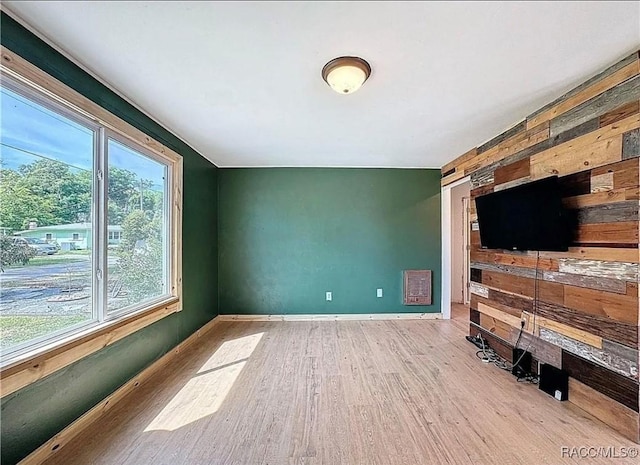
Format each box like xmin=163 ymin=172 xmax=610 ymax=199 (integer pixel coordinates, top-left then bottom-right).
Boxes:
xmin=218 ymin=313 xmax=442 ymax=321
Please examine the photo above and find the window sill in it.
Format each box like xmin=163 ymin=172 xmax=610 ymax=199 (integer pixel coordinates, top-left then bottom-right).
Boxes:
xmin=0 ymin=297 xmax=181 ymax=398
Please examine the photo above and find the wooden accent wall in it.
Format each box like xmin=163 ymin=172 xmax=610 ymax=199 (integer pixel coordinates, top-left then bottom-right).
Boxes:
xmin=442 ymin=51 xmax=640 ymax=442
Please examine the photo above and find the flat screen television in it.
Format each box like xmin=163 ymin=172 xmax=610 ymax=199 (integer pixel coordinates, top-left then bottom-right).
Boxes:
xmin=475 ymin=176 xmax=570 ymax=251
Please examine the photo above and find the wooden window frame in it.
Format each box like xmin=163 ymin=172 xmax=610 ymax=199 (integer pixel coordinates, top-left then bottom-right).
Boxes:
xmin=0 ymin=46 xmax=183 ymax=398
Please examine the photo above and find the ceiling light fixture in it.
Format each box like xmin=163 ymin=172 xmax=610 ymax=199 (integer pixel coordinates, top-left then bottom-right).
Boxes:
xmin=321 ymin=56 xmax=371 ymax=95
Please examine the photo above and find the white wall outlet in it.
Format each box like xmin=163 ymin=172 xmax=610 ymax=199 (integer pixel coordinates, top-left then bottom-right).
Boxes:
xmin=377 ymin=288 xmax=383 ymax=298
xmin=326 ymin=291 xmax=332 ymax=301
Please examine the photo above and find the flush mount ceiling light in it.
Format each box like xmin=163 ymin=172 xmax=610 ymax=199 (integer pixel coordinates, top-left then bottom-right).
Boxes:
xmin=321 ymin=56 xmax=371 ymax=95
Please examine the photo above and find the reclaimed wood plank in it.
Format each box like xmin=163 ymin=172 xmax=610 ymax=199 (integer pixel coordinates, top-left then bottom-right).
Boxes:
xmin=470 ymin=262 xmax=537 ymax=279
xmin=625 ymin=186 xmax=640 ymax=199
xmin=563 ymin=188 xmax=626 ymax=208
xmin=527 ymin=60 xmax=640 ymax=129
xmin=574 ymin=200 xmax=638 ymax=224
xmin=469 ymin=282 xmax=488 ymax=298
xmin=539 ymin=246 xmax=639 ymax=263
xmin=590 ymin=158 xmax=640 ymax=189
xmin=542 ymin=271 xmax=626 ymax=294
xmin=470 ymin=230 xmax=480 ymax=247
xmin=441 ymin=169 xmax=466 ymax=187
xmin=470 ymin=165 xmax=495 ymax=189
xmin=563 ymin=286 xmax=637 ymax=325
xmin=535 ymin=301 xmax=637 ymax=348
xmin=472 ymin=294 xmax=524 ymax=319
xmin=549 ymin=75 xmax=640 ymax=137
xmin=540 ymin=328 xmax=638 ymax=379
xmin=488 ymin=288 xmax=534 ymax=313
xmin=558 ymin=259 xmax=639 ymax=281
xmin=493 ymin=158 xmax=530 ymax=185
xmin=602 ymin=339 xmax=640 ymax=366
xmin=600 ymin=100 xmax=640 ymax=127
xmin=479 ymin=313 xmax=513 ymax=341
xmin=470 ymin=308 xmax=480 ymax=325
xmin=531 ymin=114 xmax=640 ymax=180
xmin=477 ymin=122 xmax=549 ymax=166
xmin=510 ymin=330 xmax=562 ymax=369
xmin=534 ymin=280 xmax=566 ymax=307
xmin=590 ymin=172 xmax=614 ymax=193
xmin=522 ymin=311 xmax=603 ymax=348
xmin=622 ymin=128 xmax=640 ymax=159
xmin=613 ymin=159 xmax=640 ymax=188
xmin=481 ymin=270 xmax=564 ymax=305
xmin=470 ymin=184 xmax=494 ymax=198
xmin=530 ymin=135 xmax=622 ymax=180
xmin=477 ymin=302 xmax=522 ymax=329
xmin=480 ymin=270 xmax=533 ymax=297
xmin=574 ymin=221 xmax=638 ymax=244
xmin=562 ymin=351 xmax=639 ymax=411
xmin=568 ymin=378 xmax=640 ymax=442
xmin=470 ymin=249 xmax=558 ymax=271
xmin=441 ymin=167 xmax=456 ymax=177
xmin=470 ymin=323 xmax=513 ymax=361
xmin=493 ymin=177 xmax=531 ymax=192
xmin=461 ymin=123 xmax=549 ymax=178
xmin=552 ymin=118 xmax=601 ymax=146
xmin=477 ymin=121 xmax=527 ymax=154
xmin=441 ymin=147 xmax=477 ymax=177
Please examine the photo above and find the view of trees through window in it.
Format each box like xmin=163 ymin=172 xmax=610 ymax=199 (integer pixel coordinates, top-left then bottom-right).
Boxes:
xmin=107 ymin=138 xmax=166 ymax=313
xmin=0 ymin=79 xmax=168 ymax=355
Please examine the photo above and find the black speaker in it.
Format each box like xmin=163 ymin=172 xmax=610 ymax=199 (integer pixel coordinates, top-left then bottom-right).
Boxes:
xmin=511 ymin=348 xmax=532 ymax=377
xmin=539 ymin=363 xmax=568 ymax=401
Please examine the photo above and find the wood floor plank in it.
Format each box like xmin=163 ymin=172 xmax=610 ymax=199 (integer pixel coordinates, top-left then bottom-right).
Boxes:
xmin=39 ymin=318 xmax=639 ymax=465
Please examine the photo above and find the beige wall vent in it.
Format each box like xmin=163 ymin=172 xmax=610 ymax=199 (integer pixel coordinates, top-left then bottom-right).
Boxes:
xmin=403 ymin=270 xmax=432 ymax=305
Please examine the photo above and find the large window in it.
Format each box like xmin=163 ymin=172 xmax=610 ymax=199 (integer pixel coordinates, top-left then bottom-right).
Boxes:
xmin=0 ymin=66 xmax=181 ymax=373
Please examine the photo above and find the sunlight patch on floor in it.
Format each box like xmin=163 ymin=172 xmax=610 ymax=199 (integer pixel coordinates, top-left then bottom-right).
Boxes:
xmin=144 ymin=332 xmax=264 ymax=431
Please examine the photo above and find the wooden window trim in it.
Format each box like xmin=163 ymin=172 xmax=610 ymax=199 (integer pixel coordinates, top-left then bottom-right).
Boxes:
xmin=0 ymin=46 xmax=184 ymax=397
xmin=1 ymin=298 xmax=179 ymax=397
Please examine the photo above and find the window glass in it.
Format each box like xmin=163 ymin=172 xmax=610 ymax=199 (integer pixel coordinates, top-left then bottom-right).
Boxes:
xmin=107 ymin=138 xmax=168 ymax=313
xmin=0 ymin=83 xmax=94 ymax=352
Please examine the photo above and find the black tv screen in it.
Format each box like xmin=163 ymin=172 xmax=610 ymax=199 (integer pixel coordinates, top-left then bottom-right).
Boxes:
xmin=475 ymin=176 xmax=570 ymax=251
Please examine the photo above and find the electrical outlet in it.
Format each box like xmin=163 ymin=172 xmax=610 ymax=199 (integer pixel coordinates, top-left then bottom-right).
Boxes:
xmin=326 ymin=291 xmax=332 ymax=301
xmin=376 ymin=288 xmax=383 ymax=298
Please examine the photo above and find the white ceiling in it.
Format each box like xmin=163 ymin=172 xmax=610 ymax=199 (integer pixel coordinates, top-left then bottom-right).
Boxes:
xmin=4 ymin=1 xmax=640 ymax=168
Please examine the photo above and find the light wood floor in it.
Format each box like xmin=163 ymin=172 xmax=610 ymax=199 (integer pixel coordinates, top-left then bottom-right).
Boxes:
xmin=43 ymin=311 xmax=637 ymax=465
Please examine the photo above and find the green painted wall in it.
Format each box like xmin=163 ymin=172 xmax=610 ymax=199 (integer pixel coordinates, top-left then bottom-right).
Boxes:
xmin=0 ymin=13 xmax=219 ymax=465
xmin=218 ymin=168 xmax=441 ymax=315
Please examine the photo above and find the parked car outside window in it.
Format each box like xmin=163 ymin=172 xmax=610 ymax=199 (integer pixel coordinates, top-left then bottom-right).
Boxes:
xmin=12 ymin=237 xmax=58 ymax=255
